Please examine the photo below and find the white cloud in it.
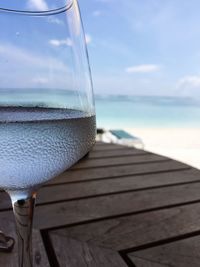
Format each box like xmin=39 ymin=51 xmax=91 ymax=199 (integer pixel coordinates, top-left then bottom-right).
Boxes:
xmin=125 ymin=64 xmax=160 ymax=73
xmin=175 ymin=75 xmax=200 ymax=96
xmin=177 ymin=75 xmax=200 ymax=88
xmin=49 ymin=34 xmax=91 ymax=47
xmin=47 ymin=17 xmax=64 ymax=25
xmin=27 ymin=0 xmax=48 ymax=11
xmin=93 ymin=10 xmax=102 ymax=17
xmin=49 ymin=39 xmax=73 ymax=47
xmin=92 ymin=72 xmax=171 ymax=96
xmin=32 ymin=77 xmax=48 ymax=84
xmin=0 ymin=43 xmax=67 ymax=71
xmin=85 ymin=34 xmax=92 ymax=44
xmin=0 ymin=43 xmax=71 ymax=89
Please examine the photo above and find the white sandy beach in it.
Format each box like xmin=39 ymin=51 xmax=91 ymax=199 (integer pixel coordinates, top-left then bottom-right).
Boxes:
xmin=125 ymin=127 xmax=200 ymax=170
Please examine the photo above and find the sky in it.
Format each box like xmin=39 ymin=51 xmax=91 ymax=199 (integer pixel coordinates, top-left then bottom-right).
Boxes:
xmin=78 ymin=0 xmax=200 ymax=97
xmin=0 ymin=0 xmax=78 ymax=91
xmin=1 ymin=0 xmax=200 ymax=97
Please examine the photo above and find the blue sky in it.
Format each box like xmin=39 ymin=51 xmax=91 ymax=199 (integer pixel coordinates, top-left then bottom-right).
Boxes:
xmin=1 ymin=0 xmax=200 ymax=97
xmin=79 ymin=0 xmax=200 ymax=97
xmin=0 ymin=1 xmax=75 ymax=91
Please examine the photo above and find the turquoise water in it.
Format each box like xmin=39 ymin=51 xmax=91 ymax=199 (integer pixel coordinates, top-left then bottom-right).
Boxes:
xmin=95 ymin=95 xmax=200 ymax=128
xmin=1 ymin=89 xmax=200 ymax=128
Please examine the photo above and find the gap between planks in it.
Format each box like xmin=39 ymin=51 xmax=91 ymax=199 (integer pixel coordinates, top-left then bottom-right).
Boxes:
xmin=0 ymin=167 xmax=198 ymax=211
xmin=120 ymin=230 xmax=200 ymax=254
xmin=47 ymin=161 xmax=192 ymax=185
xmin=47 ymin=202 xmax=200 ymax=253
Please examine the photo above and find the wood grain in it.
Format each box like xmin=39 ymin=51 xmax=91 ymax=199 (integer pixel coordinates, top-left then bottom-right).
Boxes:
xmin=128 ymin=256 xmax=165 ymax=267
xmin=91 ymin=143 xmax=127 ymax=150
xmin=1 ymin=142 xmax=200 ymax=266
xmin=50 ymin=202 xmax=200 ymax=251
xmin=37 ymin=169 xmax=200 ymax=204
xmin=34 ymin=182 xmax=200 ymax=229
xmin=129 ymin=235 xmax=200 ymax=267
xmin=0 ymin=217 xmax=49 ymax=266
xmin=0 ymin=162 xmax=193 ymax=211
xmin=88 ymin=148 xmax=148 ymax=159
xmin=72 ymin=154 xmax=168 ymax=169
xmin=48 ymin=160 xmax=190 ymax=185
xmin=50 ymin=233 xmax=127 ymax=267
xmin=0 ymin=164 xmax=195 ymax=211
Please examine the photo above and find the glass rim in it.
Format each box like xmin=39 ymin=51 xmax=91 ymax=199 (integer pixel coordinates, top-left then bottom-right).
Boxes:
xmin=0 ymin=1 xmax=73 ymax=16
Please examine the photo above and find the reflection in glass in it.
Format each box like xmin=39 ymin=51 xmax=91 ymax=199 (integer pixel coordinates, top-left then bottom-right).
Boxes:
xmin=0 ymin=1 xmax=96 ymax=266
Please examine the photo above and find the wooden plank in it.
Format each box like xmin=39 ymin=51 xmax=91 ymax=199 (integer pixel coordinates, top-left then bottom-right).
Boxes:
xmin=0 ymin=217 xmax=49 ymax=266
xmin=0 ymin=192 xmax=10 ymax=210
xmin=127 ymin=257 xmax=166 ymax=267
xmin=72 ymin=154 xmax=168 ymax=169
xmin=88 ymin=148 xmax=148 ymax=159
xmin=92 ymin=144 xmax=128 ymax=151
xmin=32 ymin=229 xmax=50 ymax=267
xmin=94 ymin=142 xmax=108 ymax=145
xmin=0 ymin=141 xmax=198 ymax=266
xmin=48 ymin=160 xmax=191 ymax=185
xmin=33 ymin=181 xmax=200 ymax=229
xmin=94 ymin=142 xmax=120 ymax=146
xmin=0 ymin=168 xmax=198 ymax=211
xmin=128 ymin=235 xmax=200 ymax=267
xmin=49 ymin=202 xmax=200 ymax=251
xmin=37 ymin=169 xmax=200 ymax=204
xmin=49 ymin=233 xmax=127 ymax=267
xmin=2 ymin=186 xmax=200 ymax=264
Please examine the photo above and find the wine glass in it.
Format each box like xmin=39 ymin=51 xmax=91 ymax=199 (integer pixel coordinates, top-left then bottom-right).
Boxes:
xmin=0 ymin=0 xmax=96 ymax=266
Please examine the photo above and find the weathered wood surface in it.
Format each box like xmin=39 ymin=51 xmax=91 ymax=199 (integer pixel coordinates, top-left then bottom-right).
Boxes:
xmin=50 ymin=202 xmax=200 ymax=251
xmin=48 ymin=160 xmax=191 ymax=185
xmin=88 ymin=148 xmax=148 ymax=158
xmin=50 ymin=233 xmax=127 ymax=267
xmin=0 ymin=219 xmax=49 ymax=267
xmin=129 ymin=235 xmax=200 ymax=267
xmin=1 ymin=142 xmax=200 ymax=266
xmin=71 ymin=154 xmax=169 ymax=169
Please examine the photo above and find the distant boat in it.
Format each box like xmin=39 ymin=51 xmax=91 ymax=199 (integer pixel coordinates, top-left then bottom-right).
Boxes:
xmin=96 ymin=129 xmax=144 ymax=149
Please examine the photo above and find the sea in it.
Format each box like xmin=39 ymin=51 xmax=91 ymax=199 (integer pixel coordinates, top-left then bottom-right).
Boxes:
xmin=95 ymin=94 xmax=200 ymax=129
xmin=0 ymin=88 xmax=200 ymax=129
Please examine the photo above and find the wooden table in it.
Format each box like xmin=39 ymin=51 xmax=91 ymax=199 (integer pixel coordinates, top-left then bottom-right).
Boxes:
xmin=1 ymin=142 xmax=200 ymax=266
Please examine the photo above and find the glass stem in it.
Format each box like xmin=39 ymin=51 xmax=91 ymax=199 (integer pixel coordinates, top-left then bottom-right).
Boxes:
xmin=11 ymin=192 xmax=36 ymax=267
